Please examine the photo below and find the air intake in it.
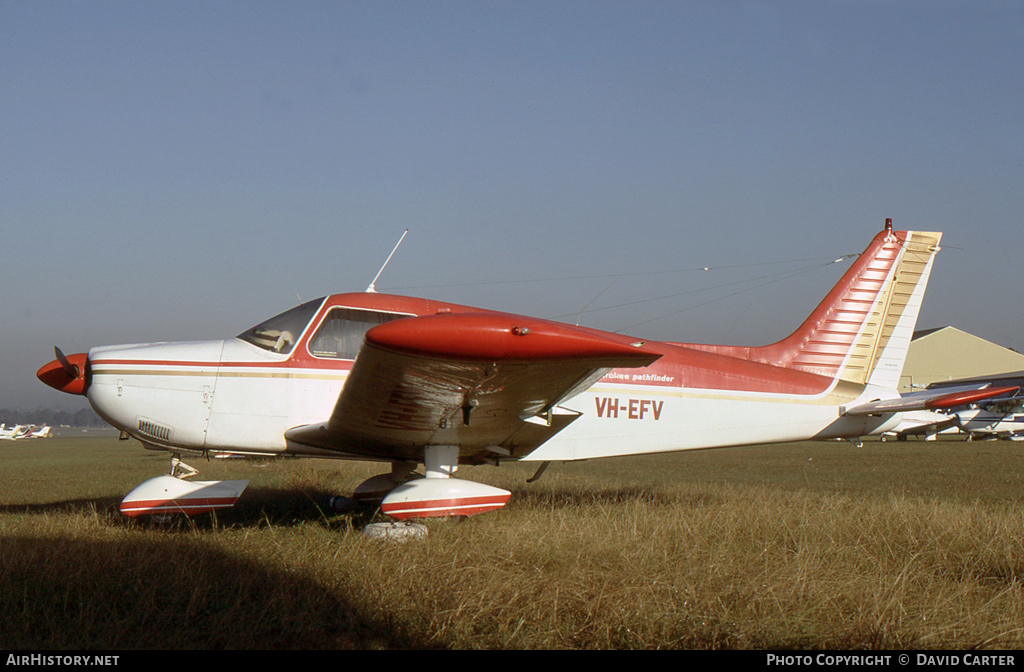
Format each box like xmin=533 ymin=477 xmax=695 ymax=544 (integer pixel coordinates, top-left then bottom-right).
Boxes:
xmin=137 ymin=418 xmax=172 ymax=443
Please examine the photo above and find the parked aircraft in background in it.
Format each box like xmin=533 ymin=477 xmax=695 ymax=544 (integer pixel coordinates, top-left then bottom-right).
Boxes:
xmin=0 ymin=424 xmax=52 ymax=440
xmin=880 ymin=410 xmax=957 ymax=441
xmin=882 ymin=372 xmax=1024 ymax=441
xmin=23 ymin=425 xmax=52 ymax=439
xmin=41 ymin=220 xmax=990 ymax=521
xmin=0 ymin=424 xmax=28 ymax=440
xmin=952 ymin=401 xmax=1024 ymax=441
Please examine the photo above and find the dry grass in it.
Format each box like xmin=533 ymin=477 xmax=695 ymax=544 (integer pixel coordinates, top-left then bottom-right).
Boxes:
xmin=2 ymin=435 xmax=1024 ymax=649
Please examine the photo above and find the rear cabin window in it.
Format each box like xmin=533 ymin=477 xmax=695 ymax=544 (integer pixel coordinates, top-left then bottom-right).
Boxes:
xmin=307 ymin=307 xmax=410 ymax=359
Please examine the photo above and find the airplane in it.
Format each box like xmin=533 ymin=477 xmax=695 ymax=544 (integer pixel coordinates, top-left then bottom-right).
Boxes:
xmin=23 ymin=424 xmax=52 ymax=439
xmin=882 ymin=372 xmax=1024 ymax=441
xmin=879 ymin=410 xmax=958 ymax=441
xmin=952 ymin=401 xmax=1024 ymax=441
xmin=0 ymin=424 xmax=28 ymax=441
xmin=37 ymin=219 xmax=1003 ymax=522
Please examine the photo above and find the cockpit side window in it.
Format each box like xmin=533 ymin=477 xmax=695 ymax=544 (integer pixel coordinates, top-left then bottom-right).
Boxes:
xmin=308 ymin=307 xmax=410 ymax=360
xmin=237 ymin=298 xmax=324 ymax=354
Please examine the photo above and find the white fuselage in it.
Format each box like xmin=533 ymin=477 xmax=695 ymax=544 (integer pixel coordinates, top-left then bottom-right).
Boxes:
xmin=0 ymin=424 xmax=26 ymax=440
xmin=86 ymin=337 xmax=900 ymax=461
xmin=954 ymin=405 xmax=1024 ymax=439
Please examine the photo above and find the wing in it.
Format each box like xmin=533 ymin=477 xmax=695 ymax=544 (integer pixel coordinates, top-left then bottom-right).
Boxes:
xmin=285 ymin=313 xmax=660 ymax=463
xmin=845 ymin=384 xmax=1020 ymax=416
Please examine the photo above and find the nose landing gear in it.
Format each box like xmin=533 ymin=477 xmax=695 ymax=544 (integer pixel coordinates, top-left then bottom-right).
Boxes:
xmin=119 ymin=453 xmax=249 ymax=519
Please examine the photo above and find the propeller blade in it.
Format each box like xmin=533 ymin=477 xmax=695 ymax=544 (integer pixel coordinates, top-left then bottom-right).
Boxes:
xmin=55 ymin=346 xmax=79 ymax=379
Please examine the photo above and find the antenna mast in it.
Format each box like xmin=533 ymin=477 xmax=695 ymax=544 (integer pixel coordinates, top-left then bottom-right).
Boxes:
xmin=365 ymin=229 xmax=409 ymax=293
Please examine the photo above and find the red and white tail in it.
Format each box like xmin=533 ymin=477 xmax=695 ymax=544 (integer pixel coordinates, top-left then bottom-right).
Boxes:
xmin=683 ymin=221 xmax=942 ymax=391
xmin=759 ymin=220 xmax=942 ymax=389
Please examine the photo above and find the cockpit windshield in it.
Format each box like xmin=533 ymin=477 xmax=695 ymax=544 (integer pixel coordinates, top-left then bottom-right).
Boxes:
xmin=237 ymin=298 xmax=324 ymax=354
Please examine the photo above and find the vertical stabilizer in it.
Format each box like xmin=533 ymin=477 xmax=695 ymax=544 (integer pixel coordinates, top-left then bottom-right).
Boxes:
xmin=859 ymin=230 xmax=942 ymax=389
xmin=761 ymin=223 xmax=942 ymax=388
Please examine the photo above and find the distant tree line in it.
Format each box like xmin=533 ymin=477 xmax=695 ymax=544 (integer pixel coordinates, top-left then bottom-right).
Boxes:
xmin=0 ymin=408 xmax=107 ymax=428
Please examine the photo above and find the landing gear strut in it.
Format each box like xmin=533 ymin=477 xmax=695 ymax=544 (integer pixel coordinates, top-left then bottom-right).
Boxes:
xmin=170 ymin=454 xmax=199 ymax=479
xmin=119 ymin=452 xmax=248 ymax=519
xmin=366 ymin=446 xmax=512 ymax=520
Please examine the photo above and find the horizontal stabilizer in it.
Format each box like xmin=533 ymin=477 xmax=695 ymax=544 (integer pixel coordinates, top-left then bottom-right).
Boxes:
xmin=845 ymin=385 xmax=1020 ymax=416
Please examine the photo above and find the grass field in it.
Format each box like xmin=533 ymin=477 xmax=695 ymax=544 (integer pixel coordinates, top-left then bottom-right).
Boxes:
xmin=2 ymin=434 xmax=1024 ymax=649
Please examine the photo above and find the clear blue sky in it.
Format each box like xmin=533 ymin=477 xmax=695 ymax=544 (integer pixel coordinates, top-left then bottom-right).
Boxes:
xmin=2 ymin=1 xmax=1021 ymax=410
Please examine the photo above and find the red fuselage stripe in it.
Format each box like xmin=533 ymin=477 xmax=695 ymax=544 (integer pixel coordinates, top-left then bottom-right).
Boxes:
xmin=92 ymin=359 xmax=353 ymax=370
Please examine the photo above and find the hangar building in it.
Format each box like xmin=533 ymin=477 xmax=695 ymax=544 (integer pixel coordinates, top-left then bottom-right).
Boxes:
xmin=899 ymin=326 xmax=1024 ymax=391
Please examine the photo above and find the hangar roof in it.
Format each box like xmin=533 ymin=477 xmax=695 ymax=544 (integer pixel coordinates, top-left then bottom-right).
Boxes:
xmin=901 ymin=326 xmax=1024 ymax=391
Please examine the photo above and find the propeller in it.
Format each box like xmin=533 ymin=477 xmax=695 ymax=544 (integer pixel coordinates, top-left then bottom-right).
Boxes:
xmin=36 ymin=347 xmax=90 ymax=396
xmin=54 ymin=346 xmax=79 ymax=379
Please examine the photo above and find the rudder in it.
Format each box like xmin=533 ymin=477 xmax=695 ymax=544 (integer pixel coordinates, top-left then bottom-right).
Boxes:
xmin=768 ymin=221 xmax=942 ymax=389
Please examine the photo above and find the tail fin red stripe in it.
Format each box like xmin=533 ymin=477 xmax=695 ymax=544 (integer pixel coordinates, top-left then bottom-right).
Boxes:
xmin=676 ymin=224 xmax=942 ymax=390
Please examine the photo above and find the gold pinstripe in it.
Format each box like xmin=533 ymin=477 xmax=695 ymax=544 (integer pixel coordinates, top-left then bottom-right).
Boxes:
xmin=91 ymin=368 xmax=348 ymax=381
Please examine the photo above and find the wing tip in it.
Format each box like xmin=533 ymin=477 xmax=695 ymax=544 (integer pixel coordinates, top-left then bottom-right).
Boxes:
xmin=366 ymin=313 xmax=661 ymax=365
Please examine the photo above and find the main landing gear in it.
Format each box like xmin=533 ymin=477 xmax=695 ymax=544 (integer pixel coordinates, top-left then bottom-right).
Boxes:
xmin=349 ymin=445 xmax=511 ymax=521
